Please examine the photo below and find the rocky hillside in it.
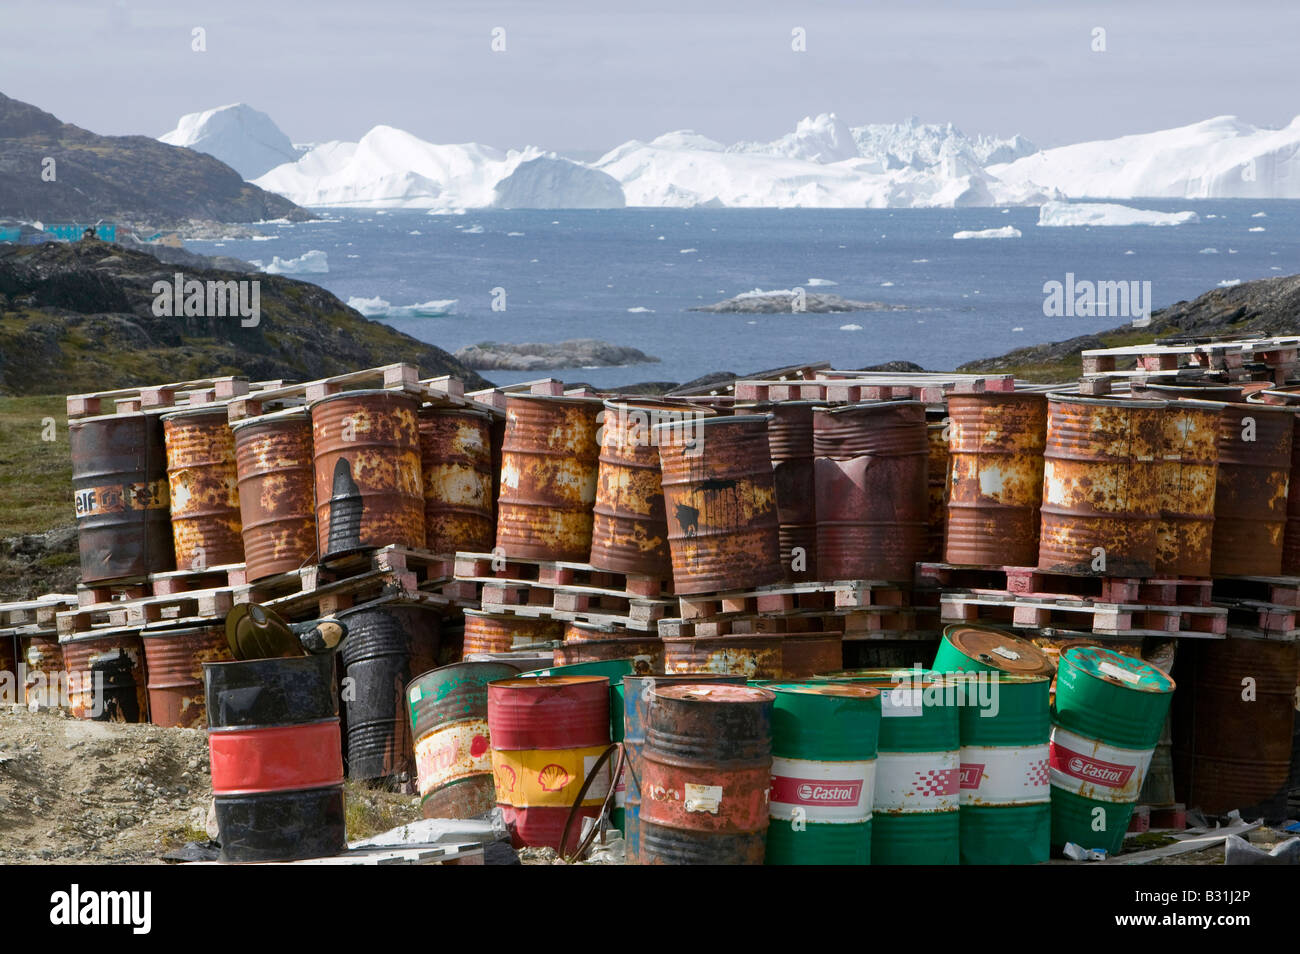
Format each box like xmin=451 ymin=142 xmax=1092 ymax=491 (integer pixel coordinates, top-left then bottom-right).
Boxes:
xmin=0 ymin=92 xmax=308 ymax=226
xmin=0 ymin=240 xmax=492 ymax=395
xmin=958 ymin=273 xmax=1300 ymax=381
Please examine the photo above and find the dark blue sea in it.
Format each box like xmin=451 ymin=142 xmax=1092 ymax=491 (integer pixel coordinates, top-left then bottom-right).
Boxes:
xmin=191 ymin=202 xmax=1300 ymax=388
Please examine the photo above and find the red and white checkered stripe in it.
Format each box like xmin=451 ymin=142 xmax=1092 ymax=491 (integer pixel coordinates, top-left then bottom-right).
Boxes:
xmin=874 ymin=750 xmax=960 ymax=814
xmin=958 ymin=744 xmax=1051 ymax=806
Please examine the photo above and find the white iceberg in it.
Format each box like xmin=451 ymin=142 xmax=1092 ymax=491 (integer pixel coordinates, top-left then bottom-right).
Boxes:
xmin=160 ymin=103 xmax=302 ymax=179
xmin=807 ymin=278 xmax=838 ymax=286
xmin=953 ymin=226 xmax=1022 ymax=239
xmin=263 ymin=250 xmax=328 ymax=274
xmin=347 ymin=296 xmax=458 ymax=317
xmin=1037 ymin=201 xmax=1199 ymax=227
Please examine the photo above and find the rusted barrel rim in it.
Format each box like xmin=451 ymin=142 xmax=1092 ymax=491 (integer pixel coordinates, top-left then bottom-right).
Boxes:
xmin=566 ymin=621 xmax=624 ymax=637
xmin=768 ymin=683 xmax=880 ymax=699
xmin=308 ymin=387 xmax=422 ymax=410
xmin=814 ymin=399 xmax=923 ymax=416
xmin=70 ymin=409 xmax=167 ymax=425
xmin=1248 ymin=384 xmax=1300 ymax=406
xmin=489 ymin=674 xmax=609 ymax=689
xmin=733 ymin=400 xmax=826 ymax=410
xmin=420 ymin=404 xmax=495 ymax=420
xmin=139 ymin=625 xmax=222 ymax=639
xmin=654 ymin=684 xmax=775 ymax=704
xmin=230 ymin=407 xmax=310 ymax=431
xmin=1135 ymin=383 xmax=1243 ymax=399
xmin=650 ymin=413 xmax=772 ymax=434
xmin=505 ymin=394 xmax=605 ymax=408
xmin=58 ymin=631 xmax=143 ymax=645
xmin=946 ymin=392 xmax=1046 ymax=406
xmin=602 ymin=397 xmax=713 ymax=414
xmin=1045 ymin=393 xmax=1166 ymax=409
xmin=160 ymin=405 xmax=235 ymax=423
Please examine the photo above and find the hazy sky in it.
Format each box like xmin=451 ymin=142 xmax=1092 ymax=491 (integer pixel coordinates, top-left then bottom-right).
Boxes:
xmin=4 ymin=0 xmax=1298 ymax=156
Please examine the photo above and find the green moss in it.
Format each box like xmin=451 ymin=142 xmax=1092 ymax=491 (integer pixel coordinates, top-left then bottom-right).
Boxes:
xmin=0 ymin=394 xmax=73 ymax=536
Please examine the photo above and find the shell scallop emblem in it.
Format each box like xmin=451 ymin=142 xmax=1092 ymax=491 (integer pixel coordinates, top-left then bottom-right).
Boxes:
xmin=537 ymin=763 xmax=571 ymax=792
xmin=496 ymin=764 xmax=517 ymax=793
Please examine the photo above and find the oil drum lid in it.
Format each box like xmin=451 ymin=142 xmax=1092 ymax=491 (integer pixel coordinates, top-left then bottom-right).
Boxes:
xmin=490 ymin=674 xmax=609 ymax=690
xmin=230 ymin=406 xmax=310 ymax=431
xmin=308 ymin=388 xmax=420 ymax=410
xmin=1046 ymin=392 xmax=1166 ymax=410
xmin=1060 ymin=645 xmax=1175 ymax=694
xmin=767 ymin=682 xmax=880 ymax=700
xmin=655 ymin=684 xmax=774 ymax=704
xmin=159 ymin=403 xmax=234 ymax=423
xmin=943 ymin=625 xmax=1055 ymax=675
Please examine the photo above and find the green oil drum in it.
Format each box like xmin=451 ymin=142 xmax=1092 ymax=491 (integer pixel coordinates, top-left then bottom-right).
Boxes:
xmin=933 ymin=624 xmax=1055 ymax=677
xmin=1050 ymin=647 xmax=1175 ymax=856
xmin=814 ymin=668 xmax=959 ymax=865
xmin=956 ymin=672 xmax=1050 ymax=864
xmin=764 ymin=683 xmax=881 ymax=865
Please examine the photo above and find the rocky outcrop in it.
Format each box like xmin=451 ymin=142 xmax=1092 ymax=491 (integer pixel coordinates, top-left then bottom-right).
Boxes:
xmin=0 ymin=239 xmax=491 ymax=395
xmin=691 ymin=291 xmax=907 ymax=314
xmin=455 ymin=339 xmax=660 ymax=371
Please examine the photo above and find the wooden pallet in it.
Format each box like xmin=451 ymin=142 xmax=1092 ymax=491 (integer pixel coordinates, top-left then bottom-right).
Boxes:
xmin=673 ymin=579 xmax=932 ymax=623
xmin=226 ymin=363 xmax=500 ymax=421
xmin=1212 ymin=598 xmax=1300 ymax=638
xmin=0 ymin=594 xmax=78 ymax=628
xmin=58 ymin=586 xmax=238 ymax=636
xmin=75 ymin=566 xmax=241 ymax=607
xmin=466 ymin=599 xmax=661 ymax=633
xmin=453 ymin=552 xmax=672 ymax=598
xmin=1082 ymin=336 xmax=1300 ymax=376
xmin=939 ymin=589 xmax=1227 ymax=638
xmin=727 ymin=372 xmax=1015 ymax=405
xmin=235 ymin=546 xmax=471 ymax=621
xmin=66 ymin=376 xmax=285 ymax=419
xmin=918 ymin=563 xmax=1212 ymax=607
xmin=464 ymin=377 xmax=604 ymax=411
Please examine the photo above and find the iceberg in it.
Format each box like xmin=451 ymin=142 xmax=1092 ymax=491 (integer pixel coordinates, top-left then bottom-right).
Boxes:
xmin=263 ymin=249 xmax=328 ymax=274
xmin=348 ymin=296 xmax=458 ymax=317
xmin=953 ymin=226 xmax=1022 ymax=239
xmin=160 ymin=103 xmax=302 ymax=180
xmin=1037 ymin=201 xmax=1199 ymax=227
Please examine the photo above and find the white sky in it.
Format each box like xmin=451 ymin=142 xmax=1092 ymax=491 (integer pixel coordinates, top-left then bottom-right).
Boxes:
xmin=3 ymin=0 xmax=1298 ymax=156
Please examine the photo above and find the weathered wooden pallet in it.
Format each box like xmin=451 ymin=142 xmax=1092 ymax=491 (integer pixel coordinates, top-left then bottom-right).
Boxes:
xmin=225 ymin=363 xmax=498 ymax=421
xmin=454 ymin=551 xmax=672 ymax=598
xmin=918 ymin=562 xmax=1212 ymax=607
xmin=1081 ymin=336 xmax=1300 ymax=377
xmin=235 ymin=546 xmax=471 ymax=621
xmin=0 ymin=594 xmax=78 ymax=628
xmin=939 ymin=589 xmax=1227 ymax=638
xmin=656 ymin=602 xmax=941 ymax=639
xmin=727 ymin=372 xmax=1015 ymax=405
xmin=674 ymin=579 xmax=917 ymax=621
xmin=75 ymin=566 xmax=241 ymax=607
xmin=464 ymin=377 xmax=604 ymax=411
xmin=1212 ymin=574 xmax=1300 ymax=608
xmin=477 ymin=582 xmax=674 ymax=628
xmin=66 ymin=376 xmax=284 ymax=419
xmin=468 ymin=599 xmax=660 ymax=633
xmin=58 ymin=586 xmax=238 ymax=636
xmin=1212 ymin=597 xmax=1300 ymax=638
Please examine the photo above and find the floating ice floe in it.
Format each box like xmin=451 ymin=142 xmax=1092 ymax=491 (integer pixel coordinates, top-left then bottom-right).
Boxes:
xmin=1249 ymin=226 xmax=1266 ymax=232
xmin=627 ymin=307 xmax=655 ymax=313
xmin=347 ymin=296 xmax=458 ymax=317
xmin=263 ymin=249 xmax=328 ymax=274
xmin=953 ymin=226 xmax=1022 ymax=239
xmin=807 ymin=278 xmax=838 ymax=286
xmin=1037 ymin=201 xmax=1198 ymax=227
xmin=1218 ymin=279 xmax=1242 ymax=287
xmin=840 ymin=323 xmax=863 ymax=331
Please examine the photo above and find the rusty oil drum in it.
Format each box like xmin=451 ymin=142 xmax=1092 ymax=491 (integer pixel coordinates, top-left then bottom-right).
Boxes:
xmin=141 ymin=624 xmax=234 ymax=727
xmin=1038 ymin=395 xmax=1164 ymax=576
xmin=231 ymin=408 xmax=317 ymax=581
xmin=662 ymin=632 xmax=842 ymax=681
xmin=408 ymin=661 xmax=521 ymax=819
xmin=1172 ymin=635 xmax=1300 ymax=815
xmin=60 ymin=630 xmax=149 ymax=722
xmin=488 ymin=675 xmax=612 ymax=853
xmin=654 ymin=414 xmax=784 ymax=594
xmin=736 ymin=401 xmax=820 ymax=581
xmin=462 ymin=609 xmax=563 ymax=656
xmin=1208 ymin=402 xmax=1294 ymax=577
xmin=496 ymin=394 xmax=603 ymax=561
xmin=70 ymin=411 xmax=175 ymax=583
xmin=590 ymin=400 xmax=712 ymax=577
xmin=205 ymin=653 xmax=346 ymax=863
xmin=814 ymin=401 xmax=929 ymax=582
xmin=557 ymin=621 xmax=663 ymax=672
xmin=1248 ymin=387 xmax=1300 ymax=574
xmin=640 ymin=684 xmax=775 ymax=865
xmin=944 ymin=392 xmax=1047 ymax=567
xmin=419 ymin=406 xmax=496 ymax=555
xmin=310 ymin=389 xmax=425 ymax=559
xmin=338 ymin=603 xmax=440 ymax=781
xmin=162 ymin=406 xmax=244 ymax=571
xmin=22 ymin=634 xmax=64 ymax=708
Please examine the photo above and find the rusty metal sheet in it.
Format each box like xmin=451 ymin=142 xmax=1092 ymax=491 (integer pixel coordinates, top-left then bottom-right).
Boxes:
xmin=1209 ymin=402 xmax=1293 ymax=577
xmin=496 ymin=395 xmax=603 ymax=562
xmin=310 ymin=389 xmax=425 ymax=558
xmin=555 ymin=633 xmax=663 ymax=673
xmin=70 ymin=411 xmax=175 ymax=582
xmin=232 ymin=409 xmax=317 ymax=581
xmin=944 ymin=393 xmax=1046 ymax=567
xmin=662 ymin=632 xmax=841 ymax=680
xmin=926 ymin=410 xmax=949 ymax=562
xmin=737 ymin=402 xmax=819 ymax=582
xmin=814 ymin=402 xmax=929 ymax=582
xmin=1247 ymin=388 xmax=1300 ymax=575
xmin=163 ymin=407 xmax=244 ymax=570
xmin=1173 ymin=636 xmax=1300 ymax=814
xmin=640 ymin=684 xmax=774 ymax=865
xmin=419 ymin=406 xmax=495 ymax=555
xmin=654 ymin=415 xmax=783 ymax=594
xmin=590 ymin=401 xmax=713 ymax=576
xmin=22 ymin=634 xmax=64 ymax=708
xmin=1037 ymin=396 xmax=1164 ymax=576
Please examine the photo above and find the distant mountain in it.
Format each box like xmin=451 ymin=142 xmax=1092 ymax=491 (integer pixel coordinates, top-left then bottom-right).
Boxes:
xmin=0 ymin=92 xmax=309 ymax=226
xmin=0 ymin=239 xmax=489 ymax=395
xmin=160 ymin=103 xmax=303 ymax=180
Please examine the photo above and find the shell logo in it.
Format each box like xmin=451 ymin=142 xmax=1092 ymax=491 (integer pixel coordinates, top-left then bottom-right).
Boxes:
xmin=496 ymin=764 xmax=516 ymax=793
xmin=537 ymin=763 xmax=571 ymax=792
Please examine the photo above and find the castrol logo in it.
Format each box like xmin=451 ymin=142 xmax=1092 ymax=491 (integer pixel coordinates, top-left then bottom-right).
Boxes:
xmin=1053 ymin=746 xmax=1134 ymax=788
xmin=773 ymin=776 xmax=863 ymax=806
